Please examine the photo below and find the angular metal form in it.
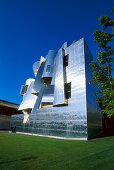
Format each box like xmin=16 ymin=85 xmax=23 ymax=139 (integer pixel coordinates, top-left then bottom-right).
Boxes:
xmin=11 ymin=38 xmax=102 ymax=140
xmin=18 ymin=79 xmax=37 ymax=111
xmin=33 ymin=61 xmax=40 ymax=77
xmin=53 ymin=48 xmax=66 ymax=106
xmin=42 ymin=50 xmax=56 ymax=85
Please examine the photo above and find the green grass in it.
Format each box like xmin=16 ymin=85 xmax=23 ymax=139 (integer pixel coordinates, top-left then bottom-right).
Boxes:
xmin=0 ymin=133 xmax=114 ymax=170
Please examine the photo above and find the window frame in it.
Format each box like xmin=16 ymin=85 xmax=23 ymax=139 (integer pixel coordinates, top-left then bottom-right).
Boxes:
xmin=65 ymin=82 xmax=71 ymax=99
xmin=46 ymin=65 xmax=51 ymax=73
xmin=63 ymin=54 xmax=68 ymax=67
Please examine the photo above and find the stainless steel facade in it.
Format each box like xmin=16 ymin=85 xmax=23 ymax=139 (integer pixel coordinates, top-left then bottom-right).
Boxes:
xmin=11 ymin=38 xmax=102 ymax=140
xmin=42 ymin=50 xmax=56 ymax=79
xmin=53 ymin=48 xmax=66 ymax=106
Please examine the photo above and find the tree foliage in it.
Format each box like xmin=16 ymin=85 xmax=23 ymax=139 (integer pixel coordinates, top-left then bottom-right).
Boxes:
xmin=90 ymin=9 xmax=114 ymax=117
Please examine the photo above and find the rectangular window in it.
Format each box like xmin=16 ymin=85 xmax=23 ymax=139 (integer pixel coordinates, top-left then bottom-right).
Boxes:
xmin=63 ymin=55 xmax=68 ymax=67
xmin=46 ymin=65 xmax=51 ymax=72
xmin=20 ymin=85 xmax=28 ymax=96
xmin=65 ymin=82 xmax=71 ymax=99
xmin=24 ymin=85 xmax=28 ymax=93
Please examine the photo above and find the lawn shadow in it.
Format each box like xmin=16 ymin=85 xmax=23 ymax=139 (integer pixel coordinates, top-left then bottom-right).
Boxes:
xmin=0 ymin=156 xmax=38 ymax=165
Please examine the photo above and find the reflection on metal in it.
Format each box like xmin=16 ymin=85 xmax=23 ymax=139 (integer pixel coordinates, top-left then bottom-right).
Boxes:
xmin=32 ymin=85 xmax=46 ymax=113
xmin=32 ymin=62 xmax=45 ymax=95
xmin=53 ymin=48 xmax=66 ymax=106
xmin=42 ymin=50 xmax=56 ymax=85
xmin=61 ymin=41 xmax=70 ymax=49
xmin=18 ymin=79 xmax=37 ymax=111
xmin=11 ymin=38 xmax=102 ymax=140
xmin=33 ymin=61 xmax=40 ymax=77
xmin=23 ymin=111 xmax=29 ymax=123
xmin=41 ymin=85 xmax=54 ymax=104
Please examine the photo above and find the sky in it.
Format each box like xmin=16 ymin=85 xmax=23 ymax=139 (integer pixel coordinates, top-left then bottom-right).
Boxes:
xmin=0 ymin=0 xmax=113 ymax=104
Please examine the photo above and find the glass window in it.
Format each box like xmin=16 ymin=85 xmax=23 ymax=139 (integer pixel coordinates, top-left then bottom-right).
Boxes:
xmin=24 ymin=85 xmax=28 ymax=93
xmin=46 ymin=65 xmax=51 ymax=72
xmin=65 ymin=82 xmax=71 ymax=99
xmin=63 ymin=55 xmax=68 ymax=67
xmin=20 ymin=85 xmax=28 ymax=96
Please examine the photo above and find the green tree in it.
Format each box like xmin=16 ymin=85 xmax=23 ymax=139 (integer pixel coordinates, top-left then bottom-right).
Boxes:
xmin=90 ymin=8 xmax=114 ymax=117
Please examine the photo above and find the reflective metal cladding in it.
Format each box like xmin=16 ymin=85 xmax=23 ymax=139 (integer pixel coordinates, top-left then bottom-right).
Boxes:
xmin=11 ymin=38 xmax=102 ymax=140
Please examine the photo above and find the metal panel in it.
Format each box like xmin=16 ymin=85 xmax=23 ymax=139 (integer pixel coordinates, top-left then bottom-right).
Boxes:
xmin=61 ymin=41 xmax=70 ymax=49
xmin=18 ymin=79 xmax=37 ymax=110
xmin=41 ymin=85 xmax=54 ymax=103
xmin=53 ymin=48 xmax=66 ymax=106
xmin=51 ymin=57 xmax=56 ymax=85
xmin=32 ymin=62 xmax=45 ymax=94
xmin=33 ymin=61 xmax=40 ymax=77
xmin=32 ymin=85 xmax=54 ymax=113
xmin=42 ymin=50 xmax=56 ymax=79
xmin=32 ymin=85 xmax=46 ymax=113
xmin=84 ymin=40 xmax=102 ymax=139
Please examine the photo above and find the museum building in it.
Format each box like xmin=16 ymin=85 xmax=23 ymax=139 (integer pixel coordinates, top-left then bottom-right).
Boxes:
xmin=11 ymin=38 xmax=102 ymax=140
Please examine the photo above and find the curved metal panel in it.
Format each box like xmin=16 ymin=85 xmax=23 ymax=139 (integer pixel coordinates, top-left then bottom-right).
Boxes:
xmin=33 ymin=61 xmax=40 ymax=77
xmin=18 ymin=79 xmax=37 ymax=111
xmin=41 ymin=85 xmax=54 ymax=103
xmin=42 ymin=50 xmax=56 ymax=80
xmin=51 ymin=57 xmax=56 ymax=85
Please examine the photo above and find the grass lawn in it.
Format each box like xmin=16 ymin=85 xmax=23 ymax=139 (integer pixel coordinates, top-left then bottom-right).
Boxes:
xmin=0 ymin=133 xmax=114 ymax=170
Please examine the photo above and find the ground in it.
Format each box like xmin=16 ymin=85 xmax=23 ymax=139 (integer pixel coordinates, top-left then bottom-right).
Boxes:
xmin=0 ymin=133 xmax=114 ymax=170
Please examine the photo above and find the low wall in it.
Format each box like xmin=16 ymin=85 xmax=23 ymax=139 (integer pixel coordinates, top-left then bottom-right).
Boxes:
xmin=0 ymin=114 xmax=11 ymax=130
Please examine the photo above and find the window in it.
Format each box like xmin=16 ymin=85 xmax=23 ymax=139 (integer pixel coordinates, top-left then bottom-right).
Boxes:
xmin=24 ymin=85 xmax=28 ymax=93
xmin=63 ymin=55 xmax=68 ymax=67
xmin=20 ymin=85 xmax=28 ymax=96
xmin=46 ymin=65 xmax=51 ymax=72
xmin=65 ymin=82 xmax=71 ymax=99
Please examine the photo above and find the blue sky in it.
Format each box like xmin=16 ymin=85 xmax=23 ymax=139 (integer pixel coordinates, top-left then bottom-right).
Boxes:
xmin=0 ymin=0 xmax=113 ymax=104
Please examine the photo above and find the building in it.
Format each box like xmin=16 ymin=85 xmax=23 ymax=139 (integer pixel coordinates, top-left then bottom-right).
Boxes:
xmin=11 ymin=38 xmax=102 ymax=140
xmin=0 ymin=99 xmax=21 ymax=130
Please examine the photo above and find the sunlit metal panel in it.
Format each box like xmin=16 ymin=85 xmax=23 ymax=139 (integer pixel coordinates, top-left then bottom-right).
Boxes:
xmin=61 ymin=41 xmax=70 ymax=49
xmin=33 ymin=61 xmax=40 ymax=77
xmin=20 ymin=85 xmax=28 ymax=96
xmin=18 ymin=79 xmax=37 ymax=111
xmin=84 ymin=40 xmax=102 ymax=139
xmin=41 ymin=85 xmax=54 ymax=103
xmin=32 ymin=62 xmax=45 ymax=94
xmin=42 ymin=50 xmax=56 ymax=80
xmin=32 ymin=85 xmax=46 ymax=113
xmin=53 ymin=48 xmax=66 ymax=106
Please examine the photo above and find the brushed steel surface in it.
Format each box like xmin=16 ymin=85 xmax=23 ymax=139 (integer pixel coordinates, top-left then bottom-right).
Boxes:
xmin=84 ymin=41 xmax=102 ymax=138
xmin=11 ymin=38 xmax=102 ymax=139
xmin=32 ymin=85 xmax=46 ymax=113
xmin=42 ymin=50 xmax=56 ymax=79
xmin=61 ymin=41 xmax=70 ymax=49
xmin=32 ymin=62 xmax=45 ymax=94
xmin=33 ymin=61 xmax=40 ymax=77
xmin=18 ymin=79 xmax=37 ymax=111
xmin=53 ymin=48 xmax=66 ymax=106
xmin=41 ymin=85 xmax=54 ymax=103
